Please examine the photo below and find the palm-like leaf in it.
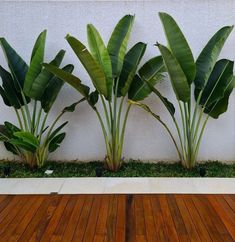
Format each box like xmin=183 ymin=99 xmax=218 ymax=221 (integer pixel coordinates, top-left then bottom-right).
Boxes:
xmin=157 ymin=43 xmax=190 ymax=102
xmin=199 ymin=59 xmax=234 ymax=108
xmin=159 ymin=12 xmax=195 ymax=84
xmin=194 ymin=25 xmax=233 ymax=94
xmin=24 ymin=30 xmax=47 ymax=96
xmin=128 ymin=56 xmax=165 ymax=101
xmin=66 ymin=34 xmax=109 ymax=99
xmin=87 ymin=24 xmax=113 ymax=100
xmin=43 ymin=63 xmax=90 ymax=98
xmin=41 ymin=64 xmax=74 ymax=113
xmin=0 ymin=38 xmax=28 ymax=91
xmin=107 ymin=15 xmax=134 ymax=77
xmin=25 ymin=49 xmax=65 ymax=100
xmin=118 ymin=42 xmax=146 ymax=96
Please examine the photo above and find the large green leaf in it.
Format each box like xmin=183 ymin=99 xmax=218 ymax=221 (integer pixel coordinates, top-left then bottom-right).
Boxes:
xmin=43 ymin=63 xmax=90 ymax=98
xmin=128 ymin=56 xmax=165 ymax=101
xmin=0 ymin=37 xmax=28 ymax=90
xmin=41 ymin=64 xmax=74 ymax=113
xmin=14 ymin=131 xmax=40 ymax=149
xmin=47 ymin=121 xmax=68 ymax=144
xmin=199 ymin=59 xmax=234 ymax=107
xmin=48 ymin=132 xmax=66 ymax=153
xmin=118 ymin=42 xmax=146 ymax=97
xmin=0 ymin=65 xmax=23 ymax=108
xmin=159 ymin=12 xmax=195 ymax=84
xmin=66 ymin=35 xmax=109 ymax=99
xmin=24 ymin=30 xmax=47 ymax=96
xmin=107 ymin=15 xmax=134 ymax=77
xmin=157 ymin=43 xmax=190 ymax=102
xmin=138 ymin=56 xmax=165 ymax=81
xmin=194 ymin=26 xmax=233 ymax=92
xmin=87 ymin=24 xmax=113 ymax=100
xmin=204 ymin=76 xmax=235 ymax=118
xmin=24 ymin=49 xmax=65 ymax=100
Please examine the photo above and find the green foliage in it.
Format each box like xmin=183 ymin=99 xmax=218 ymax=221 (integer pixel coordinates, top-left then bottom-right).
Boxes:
xmin=133 ymin=12 xmax=234 ymax=169
xmin=0 ymin=31 xmax=78 ymax=167
xmin=44 ymin=15 xmax=165 ymax=172
xmin=0 ymin=160 xmax=234 ymax=178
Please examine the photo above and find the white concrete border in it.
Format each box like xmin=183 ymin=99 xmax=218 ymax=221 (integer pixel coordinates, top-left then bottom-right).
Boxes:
xmin=0 ymin=178 xmax=234 ymax=194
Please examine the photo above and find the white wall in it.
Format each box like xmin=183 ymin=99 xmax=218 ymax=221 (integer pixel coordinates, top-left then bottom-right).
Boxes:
xmin=0 ymin=0 xmax=235 ymax=163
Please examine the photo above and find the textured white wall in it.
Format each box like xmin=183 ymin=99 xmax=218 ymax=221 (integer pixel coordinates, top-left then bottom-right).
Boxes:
xmin=0 ymin=0 xmax=235 ymax=162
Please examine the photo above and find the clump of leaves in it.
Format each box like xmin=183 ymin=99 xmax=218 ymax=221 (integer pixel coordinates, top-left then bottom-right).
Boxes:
xmin=0 ymin=31 xmax=82 ymax=168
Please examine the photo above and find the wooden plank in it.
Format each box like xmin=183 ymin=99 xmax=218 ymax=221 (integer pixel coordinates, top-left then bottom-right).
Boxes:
xmin=115 ymin=194 xmax=126 ymax=242
xmin=71 ymin=195 xmax=94 ymax=242
xmin=167 ymin=195 xmax=190 ymax=242
xmin=17 ymin=195 xmax=60 ymax=242
xmin=200 ymin=195 xmax=233 ymax=242
xmin=175 ymin=195 xmax=201 ymax=242
xmin=95 ymin=195 xmax=110 ymax=236
xmin=158 ymin=195 xmax=179 ymax=242
xmin=0 ymin=195 xmax=38 ymax=240
xmin=183 ymin=194 xmax=212 ymax=242
xmin=40 ymin=195 xmax=70 ymax=242
xmin=192 ymin=195 xmax=224 ymax=242
xmin=223 ymin=195 xmax=235 ymax=212
xmin=0 ymin=194 xmax=235 ymax=242
xmin=125 ymin=194 xmax=136 ymax=242
xmin=29 ymin=195 xmax=61 ymax=242
xmin=83 ymin=195 xmax=102 ymax=242
xmin=50 ymin=195 xmax=78 ymax=241
xmin=134 ymin=195 xmax=146 ymax=236
xmin=0 ymin=195 xmax=28 ymax=236
xmin=61 ymin=195 xmax=86 ymax=242
xmin=106 ymin=195 xmax=118 ymax=242
xmin=150 ymin=195 xmax=168 ymax=242
xmin=207 ymin=195 xmax=235 ymax=241
xmin=142 ymin=195 xmax=157 ymax=242
xmin=8 ymin=195 xmax=45 ymax=241
xmin=0 ymin=195 xmax=13 ymax=214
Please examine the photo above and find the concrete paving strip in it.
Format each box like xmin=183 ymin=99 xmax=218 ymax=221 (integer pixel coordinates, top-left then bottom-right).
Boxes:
xmin=0 ymin=178 xmax=234 ymax=194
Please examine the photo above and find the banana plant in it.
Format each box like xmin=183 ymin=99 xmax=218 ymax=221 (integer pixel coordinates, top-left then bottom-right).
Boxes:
xmin=44 ymin=15 xmax=165 ymax=171
xmin=0 ymin=30 xmax=80 ymax=168
xmin=131 ymin=12 xmax=234 ymax=169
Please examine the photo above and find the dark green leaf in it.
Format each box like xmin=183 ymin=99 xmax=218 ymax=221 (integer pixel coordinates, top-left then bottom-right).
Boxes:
xmin=0 ymin=37 xmax=28 ymax=90
xmin=41 ymin=64 xmax=74 ymax=113
xmin=159 ymin=12 xmax=195 ymax=84
xmin=157 ymin=43 xmax=190 ymax=102
xmin=194 ymin=26 xmax=233 ymax=91
xmin=24 ymin=49 xmax=65 ymax=99
xmin=118 ymin=42 xmax=146 ymax=97
xmin=43 ymin=63 xmax=90 ymax=98
xmin=48 ymin=133 xmax=66 ymax=153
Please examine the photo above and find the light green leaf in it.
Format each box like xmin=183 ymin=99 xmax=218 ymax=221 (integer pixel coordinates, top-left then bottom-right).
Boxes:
xmin=107 ymin=15 xmax=134 ymax=77
xmin=66 ymin=34 xmax=109 ymax=99
xmin=87 ymin=24 xmax=113 ymax=100
xmin=24 ymin=30 xmax=47 ymax=96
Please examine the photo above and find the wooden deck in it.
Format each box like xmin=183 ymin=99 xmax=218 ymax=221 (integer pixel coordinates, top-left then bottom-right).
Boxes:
xmin=0 ymin=194 xmax=234 ymax=241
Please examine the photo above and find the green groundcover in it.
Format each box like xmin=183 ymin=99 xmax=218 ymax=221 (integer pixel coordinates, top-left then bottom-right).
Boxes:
xmin=0 ymin=160 xmax=234 ymax=178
